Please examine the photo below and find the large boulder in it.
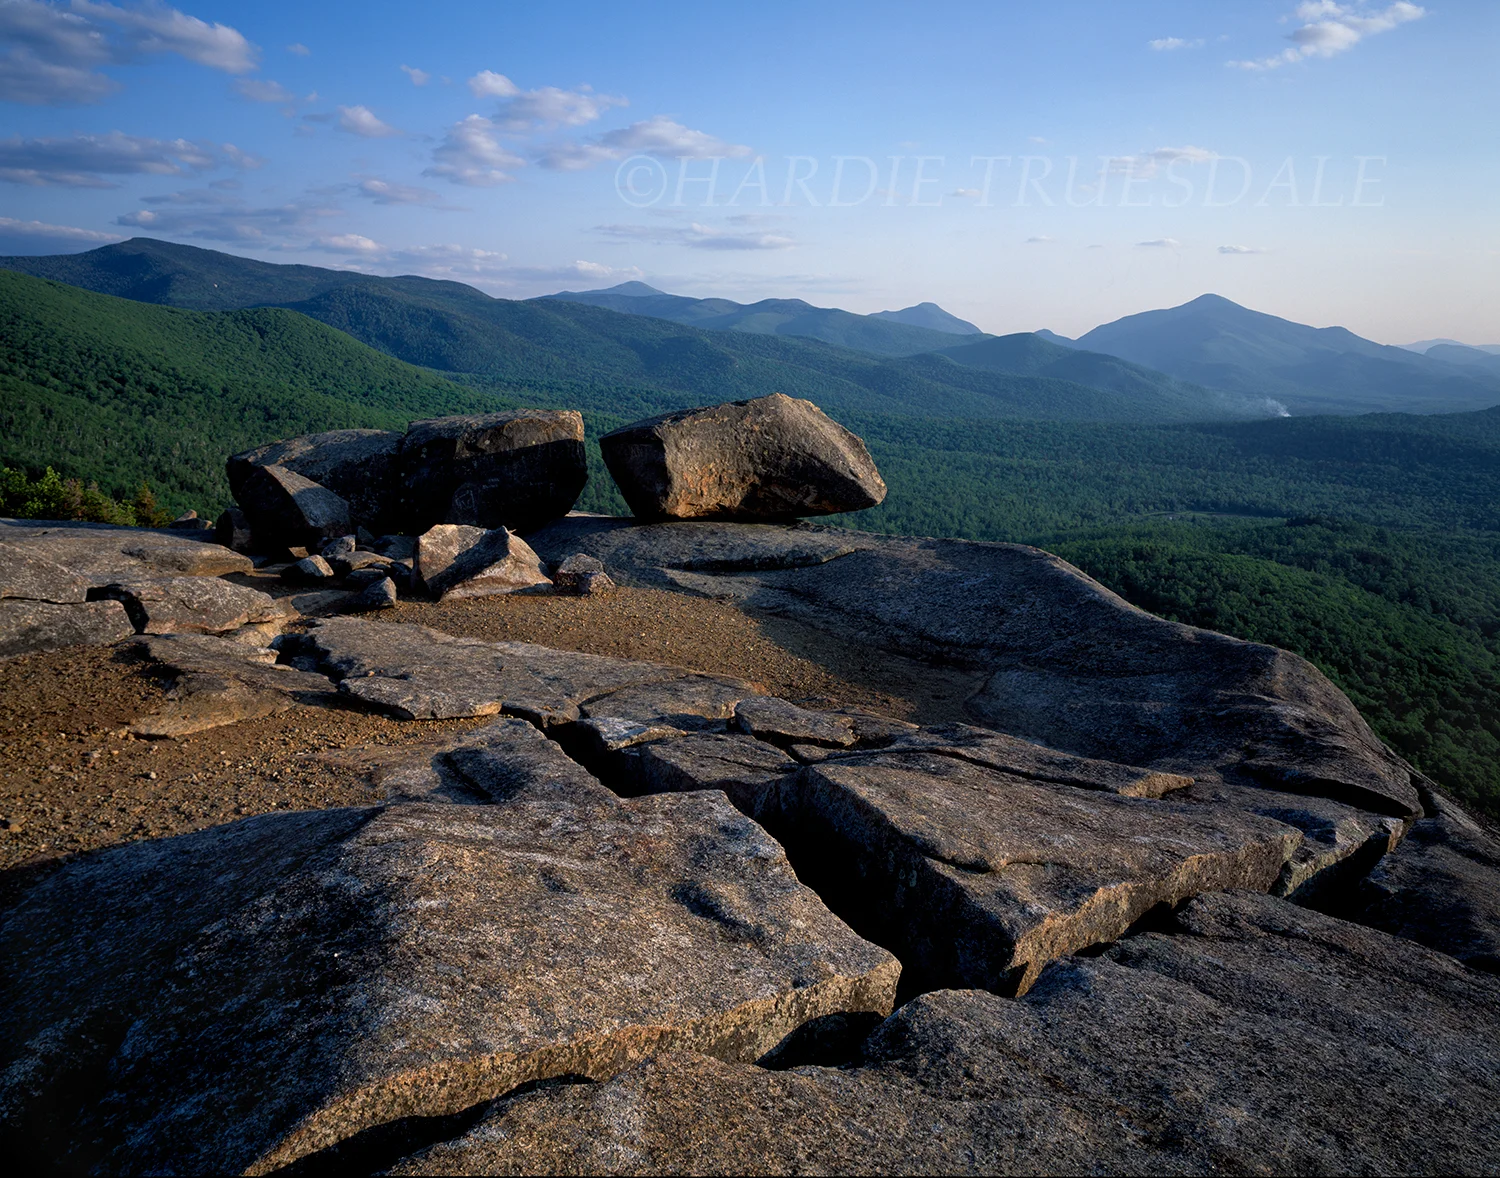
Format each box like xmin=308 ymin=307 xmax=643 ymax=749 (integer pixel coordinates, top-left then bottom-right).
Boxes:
xmin=600 ymin=393 xmax=886 ymax=521
xmin=0 ymin=794 xmax=899 ymax=1173
xmin=227 ymin=429 xmax=403 ymax=534
xmin=398 ymin=410 xmax=587 ymax=531
xmin=414 ymin=524 xmax=552 ymax=599
xmin=235 ymin=465 xmax=352 ymax=550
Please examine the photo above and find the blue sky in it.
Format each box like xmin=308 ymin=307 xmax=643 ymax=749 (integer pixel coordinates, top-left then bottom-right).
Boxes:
xmin=1 ymin=0 xmax=1495 ymax=341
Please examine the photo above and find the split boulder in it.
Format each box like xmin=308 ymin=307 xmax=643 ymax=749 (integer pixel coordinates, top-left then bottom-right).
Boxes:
xmin=236 ymin=465 xmax=352 ymax=551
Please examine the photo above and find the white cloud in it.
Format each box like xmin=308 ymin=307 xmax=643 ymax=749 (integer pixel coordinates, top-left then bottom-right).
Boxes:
xmin=1149 ymin=36 xmax=1206 ymax=50
xmin=369 ymin=243 xmax=645 ymax=292
xmin=233 ymin=76 xmax=292 ymax=103
xmin=1219 ymin=244 xmax=1270 ymax=254
xmin=357 ymin=177 xmax=446 ymax=206
xmin=286 ymin=41 xmax=308 ymax=55
xmin=950 ymin=187 xmax=981 ymax=198
xmin=72 ymin=1 xmax=257 ymax=72
xmin=0 ymin=131 xmax=222 ymax=186
xmin=336 ymin=105 xmax=400 ymax=138
xmin=1229 ymin=1 xmax=1424 ymax=69
xmin=1025 ymin=235 xmax=1054 ymax=243
xmin=1136 ymin=238 xmax=1181 ymax=248
xmin=424 ymin=115 xmax=524 ymax=186
xmin=594 ymin=220 xmax=792 ymax=251
xmin=1110 ymin=144 xmax=1217 ymax=178
xmin=221 ymin=142 xmax=263 ymax=169
xmin=314 ymin=233 xmax=382 ymax=254
xmin=0 ymin=0 xmax=255 ymax=104
xmin=0 ymin=215 xmax=120 ymax=241
xmin=467 ymin=69 xmax=519 ymax=98
xmin=400 ymin=64 xmax=429 ymax=86
xmin=540 ymin=116 xmax=752 ymax=170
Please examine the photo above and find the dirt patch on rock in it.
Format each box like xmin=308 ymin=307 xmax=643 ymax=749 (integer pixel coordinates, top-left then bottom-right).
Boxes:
xmin=1 ymin=585 xmax=973 ymax=894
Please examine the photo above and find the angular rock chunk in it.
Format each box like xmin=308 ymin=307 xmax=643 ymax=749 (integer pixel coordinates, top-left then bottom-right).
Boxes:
xmin=214 ymin=506 xmax=253 ymax=553
xmin=393 ymin=892 xmax=1500 ymax=1177
xmin=552 ymin=552 xmax=614 ymax=595
xmin=1357 ymin=792 xmax=1500 ymax=970
xmin=399 ymin=410 xmax=587 ymax=532
xmin=0 ymin=795 xmax=899 ymax=1174
xmin=227 ymin=428 xmax=403 ymax=534
xmin=734 ymin=696 xmax=858 ymax=749
xmin=127 ymin=633 xmax=339 ymax=738
xmin=284 ymin=554 xmax=336 ymax=583
xmin=778 ymin=751 xmax=1301 ymax=994
xmin=0 ymin=598 xmax=134 ymax=659
xmin=345 ymin=576 xmax=398 ymax=612
xmin=601 ymin=393 xmax=886 ymax=521
xmin=236 ymin=464 xmax=353 ymax=550
xmin=414 ymin=524 xmax=550 ymax=600
xmin=0 ymin=520 xmax=252 ymax=580
xmin=0 ymin=541 xmax=90 ymax=603
xmin=89 ymin=576 xmax=293 ymax=635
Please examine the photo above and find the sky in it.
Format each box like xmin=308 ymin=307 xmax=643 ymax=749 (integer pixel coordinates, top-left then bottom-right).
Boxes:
xmin=0 ymin=0 xmax=1496 ymax=343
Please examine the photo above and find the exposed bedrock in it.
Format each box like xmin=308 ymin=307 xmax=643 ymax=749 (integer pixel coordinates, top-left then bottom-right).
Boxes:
xmin=0 ymin=792 xmax=898 ymax=1174
xmin=527 ymin=516 xmax=1423 ymax=820
xmin=88 ymin=575 xmax=294 ymax=635
xmin=0 ymin=519 xmax=253 ymax=581
xmin=390 ymin=891 xmax=1500 ymax=1177
xmin=600 ymin=393 xmax=887 ymax=521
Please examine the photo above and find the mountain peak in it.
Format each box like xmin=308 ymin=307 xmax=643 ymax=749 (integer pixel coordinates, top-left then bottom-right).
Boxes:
xmin=869 ymin=302 xmax=982 ymax=335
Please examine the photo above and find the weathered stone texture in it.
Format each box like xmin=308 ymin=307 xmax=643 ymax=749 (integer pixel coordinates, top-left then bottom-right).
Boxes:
xmin=600 ymin=394 xmax=886 ymax=521
xmin=0 ymin=796 xmax=898 ymax=1174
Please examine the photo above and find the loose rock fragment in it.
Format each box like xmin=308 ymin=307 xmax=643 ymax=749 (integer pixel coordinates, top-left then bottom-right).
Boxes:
xmin=600 ymin=393 xmax=886 ymax=521
xmin=415 ymin=524 xmax=551 ymax=600
xmin=344 ymin=576 xmax=398 ymax=612
xmin=283 ymin=554 xmax=336 ymax=583
xmin=734 ymin=696 xmax=858 ymax=749
xmin=227 ymin=428 xmax=403 ymax=534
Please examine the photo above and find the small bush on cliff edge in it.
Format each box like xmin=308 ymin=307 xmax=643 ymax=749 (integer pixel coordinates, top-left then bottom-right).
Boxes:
xmin=0 ymin=465 xmax=165 ymax=526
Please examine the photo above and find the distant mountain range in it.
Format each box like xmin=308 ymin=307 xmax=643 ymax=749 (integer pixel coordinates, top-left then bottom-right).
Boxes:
xmin=542 ymin=283 xmax=980 ymax=357
xmin=1401 ymin=338 xmax=1500 ymax=355
xmin=1040 ymin=294 xmax=1500 ymax=415
xmin=4 ymin=238 xmax=1496 ymax=421
xmin=0 ymin=239 xmax=1267 ymax=427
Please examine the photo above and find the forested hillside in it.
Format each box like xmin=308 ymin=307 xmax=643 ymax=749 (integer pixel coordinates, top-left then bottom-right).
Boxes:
xmin=0 ymin=270 xmax=509 ymax=511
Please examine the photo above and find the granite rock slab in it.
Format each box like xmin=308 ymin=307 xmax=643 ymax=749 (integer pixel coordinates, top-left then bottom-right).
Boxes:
xmin=391 ymin=891 xmax=1500 ymax=1176
xmin=0 ymin=598 xmax=135 ymax=660
xmin=0 ymin=796 xmax=899 ymax=1174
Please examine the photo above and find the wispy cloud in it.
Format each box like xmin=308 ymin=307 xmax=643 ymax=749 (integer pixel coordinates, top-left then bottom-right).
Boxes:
xmin=355 ymin=177 xmax=451 ymax=207
xmin=1136 ymin=238 xmax=1181 ymax=248
xmin=114 ymin=193 xmax=338 ymax=242
xmin=233 ymin=77 xmax=293 ymax=103
xmin=594 ymin=220 xmax=792 ymax=251
xmin=1149 ymin=36 xmax=1206 ymax=50
xmin=1108 ymin=145 xmax=1217 ymax=178
xmin=1219 ymin=244 xmax=1270 ymax=254
xmin=0 ymin=131 xmax=225 ymax=186
xmin=466 ymin=70 xmax=625 ymax=130
xmin=336 ymin=105 xmax=400 ymax=138
xmin=424 ymin=115 xmax=525 ymax=186
xmin=0 ymin=215 xmax=120 ymax=242
xmin=286 ymin=42 xmax=309 ymax=56
xmin=540 ymin=116 xmax=752 ymax=170
xmin=400 ymin=64 xmax=429 ymax=86
xmin=1229 ymin=1 xmax=1425 ymax=70
xmin=1025 ymin=235 xmax=1054 ymax=243
xmin=313 ymin=233 xmax=381 ymax=254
